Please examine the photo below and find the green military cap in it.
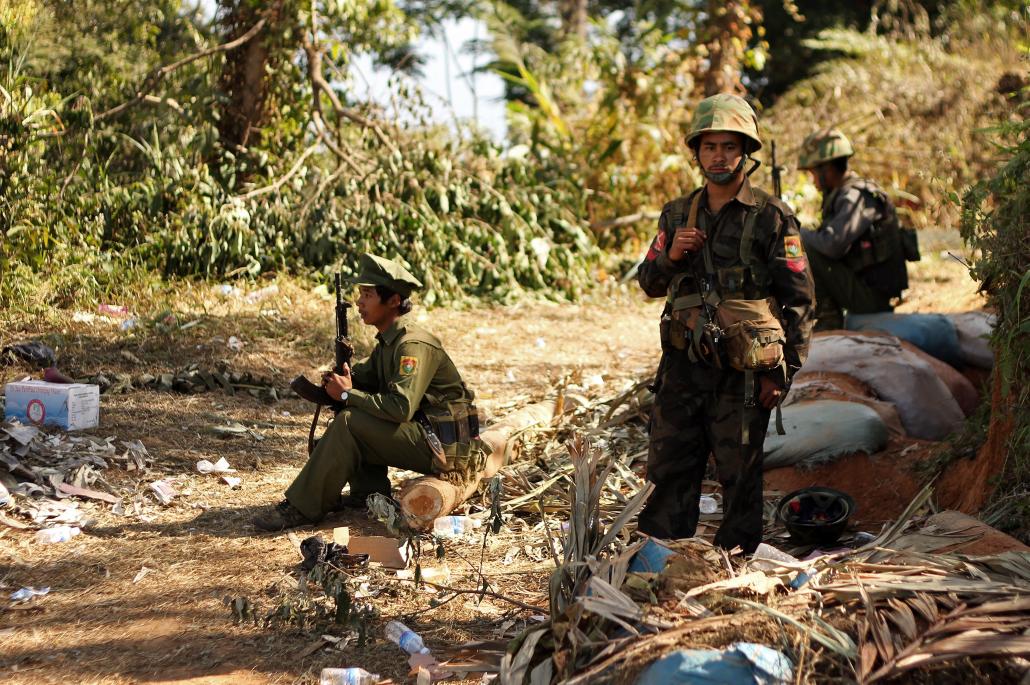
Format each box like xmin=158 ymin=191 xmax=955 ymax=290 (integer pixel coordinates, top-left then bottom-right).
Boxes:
xmin=798 ymin=129 xmax=854 ymax=169
xmin=351 ymin=254 xmax=423 ymax=298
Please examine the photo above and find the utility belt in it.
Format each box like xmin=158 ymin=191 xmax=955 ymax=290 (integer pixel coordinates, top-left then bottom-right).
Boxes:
xmin=415 ymin=401 xmax=483 ymax=476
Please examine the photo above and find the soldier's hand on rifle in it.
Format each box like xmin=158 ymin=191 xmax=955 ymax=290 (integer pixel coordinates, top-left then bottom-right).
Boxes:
xmin=669 ymin=227 xmax=707 ymax=261
xmin=322 ymin=365 xmax=353 ymax=401
xmin=758 ymin=376 xmax=782 ymax=410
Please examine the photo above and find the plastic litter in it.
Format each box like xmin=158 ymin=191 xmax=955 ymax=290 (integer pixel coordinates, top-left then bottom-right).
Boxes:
xmin=228 ymin=336 xmax=244 ymax=352
xmin=699 ymin=495 xmax=718 ymax=514
xmin=10 ymin=586 xmax=50 ymax=602
xmin=245 ymin=284 xmax=279 ymax=304
xmin=1 ymin=341 xmax=57 ymax=369
xmin=636 ymin=642 xmax=793 ymax=685
xmin=432 ymin=515 xmax=483 ymax=538
xmin=628 ymin=538 xmax=677 ymax=573
xmin=35 ymin=525 xmax=81 ymax=544
xmin=320 ymin=667 xmax=380 ymax=685
xmin=120 ymin=318 xmax=138 ymax=331
xmin=196 ymin=457 xmax=236 ymax=474
xmin=221 ymin=476 xmax=242 ymax=488
xmin=97 ymin=304 xmax=130 ymax=317
xmin=752 ymin=543 xmax=799 ymax=565
xmin=149 ymin=479 xmax=177 ymax=505
xmin=385 ymin=619 xmax=431 ymax=655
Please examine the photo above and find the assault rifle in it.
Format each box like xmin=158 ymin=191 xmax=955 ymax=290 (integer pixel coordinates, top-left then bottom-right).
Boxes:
xmin=771 ymin=140 xmax=783 ymax=200
xmin=290 ymin=273 xmax=353 ymax=454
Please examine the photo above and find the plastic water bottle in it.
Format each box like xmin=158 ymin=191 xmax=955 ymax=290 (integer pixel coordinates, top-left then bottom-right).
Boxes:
xmin=320 ymin=667 xmax=379 ymax=685
xmin=432 ymin=515 xmax=482 ymax=538
xmin=384 ymin=620 xmax=430 ymax=654
xmin=698 ymin=495 xmax=718 ymax=514
xmin=35 ymin=526 xmax=81 ymax=544
xmin=752 ymin=543 xmax=799 ymax=565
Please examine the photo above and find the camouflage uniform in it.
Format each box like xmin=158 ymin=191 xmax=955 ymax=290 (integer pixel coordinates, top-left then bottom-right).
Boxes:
xmin=798 ymin=130 xmax=908 ymax=329
xmin=636 ymin=95 xmax=815 ymax=553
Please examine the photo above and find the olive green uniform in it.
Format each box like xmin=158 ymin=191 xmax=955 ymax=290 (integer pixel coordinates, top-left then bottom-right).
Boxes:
xmin=637 ymin=178 xmax=815 ymax=553
xmin=802 ymin=172 xmax=907 ymax=329
xmin=285 ymin=320 xmax=486 ymax=522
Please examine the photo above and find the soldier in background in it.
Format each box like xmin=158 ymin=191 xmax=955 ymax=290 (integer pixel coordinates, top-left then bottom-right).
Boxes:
xmin=636 ymin=94 xmax=815 ymax=554
xmin=797 ymin=129 xmax=913 ymax=330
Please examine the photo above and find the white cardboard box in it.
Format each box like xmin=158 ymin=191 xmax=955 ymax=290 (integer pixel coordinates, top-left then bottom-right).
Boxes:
xmin=4 ymin=380 xmax=100 ymax=430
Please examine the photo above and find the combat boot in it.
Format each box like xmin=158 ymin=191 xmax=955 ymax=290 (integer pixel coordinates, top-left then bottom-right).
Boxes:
xmin=253 ymin=499 xmax=313 ymax=531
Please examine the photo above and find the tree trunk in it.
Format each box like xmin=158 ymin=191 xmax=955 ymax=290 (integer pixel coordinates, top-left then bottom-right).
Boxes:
xmin=558 ymin=0 xmax=588 ymax=40
xmin=398 ymin=398 xmax=575 ymax=530
xmin=702 ymin=0 xmax=756 ymax=96
xmin=216 ymin=0 xmax=285 ymax=153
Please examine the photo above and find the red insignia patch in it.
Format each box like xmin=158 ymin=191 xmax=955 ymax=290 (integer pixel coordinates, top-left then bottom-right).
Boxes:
xmin=646 ymin=232 xmax=667 ymax=261
xmin=786 ymin=256 xmax=808 ymax=273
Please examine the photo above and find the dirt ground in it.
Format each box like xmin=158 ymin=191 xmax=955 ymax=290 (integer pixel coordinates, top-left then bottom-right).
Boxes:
xmin=0 ymin=244 xmax=990 ymax=684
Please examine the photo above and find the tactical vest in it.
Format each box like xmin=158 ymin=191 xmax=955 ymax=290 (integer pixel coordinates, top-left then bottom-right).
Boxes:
xmin=829 ymin=177 xmax=908 ymax=298
xmin=661 ymin=188 xmax=788 ymax=444
xmin=399 ymin=328 xmax=485 ymax=479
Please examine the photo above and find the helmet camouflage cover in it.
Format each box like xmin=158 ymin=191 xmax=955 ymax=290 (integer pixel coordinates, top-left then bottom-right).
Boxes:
xmin=797 ymin=129 xmax=854 ymax=169
xmin=685 ymin=93 xmax=763 ymax=152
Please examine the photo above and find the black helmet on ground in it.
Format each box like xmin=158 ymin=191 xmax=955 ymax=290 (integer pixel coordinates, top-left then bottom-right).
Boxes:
xmin=776 ymin=487 xmax=856 ymax=546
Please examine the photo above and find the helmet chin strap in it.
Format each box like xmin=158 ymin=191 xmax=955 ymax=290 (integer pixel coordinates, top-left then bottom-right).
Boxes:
xmin=703 ymin=154 xmax=752 ymax=185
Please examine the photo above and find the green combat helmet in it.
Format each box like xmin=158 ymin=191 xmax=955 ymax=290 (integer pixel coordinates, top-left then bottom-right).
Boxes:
xmin=685 ymin=93 xmax=763 ymax=152
xmin=797 ymin=129 xmax=854 ymax=170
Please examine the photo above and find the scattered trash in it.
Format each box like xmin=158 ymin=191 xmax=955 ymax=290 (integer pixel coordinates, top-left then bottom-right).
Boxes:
xmin=432 ymin=515 xmax=482 ymax=539
xmin=776 ymin=487 xmax=855 ymax=546
xmin=534 ymin=337 xmax=546 ymax=349
xmin=221 ymin=476 xmax=242 ymax=488
xmin=348 ymin=536 xmax=407 ymax=570
xmin=228 ymin=336 xmax=244 ymax=352
xmin=35 ymin=525 xmax=81 ymax=544
xmin=97 ymin=304 xmax=130 ymax=317
xmin=196 ymin=457 xmax=236 ymax=474
xmin=55 ymin=482 xmax=120 ymax=505
xmin=149 ymin=480 xmax=177 ymax=505
xmin=0 ymin=482 xmax=9 ymax=507
xmin=628 ymin=538 xmax=677 ymax=573
xmin=698 ymin=495 xmax=718 ymax=514
xmin=504 ymin=370 xmax=516 ymax=383
xmin=752 ymin=543 xmax=800 ymax=566
xmin=636 ymin=642 xmax=794 ymax=685
xmin=120 ymin=318 xmax=138 ymax=331
xmin=77 ymin=364 xmax=282 ymax=402
xmin=245 ymin=284 xmax=279 ymax=304
xmin=299 ymin=535 xmax=368 ymax=572
xmin=1 ymin=341 xmax=57 ymax=369
xmin=9 ymin=586 xmax=50 ymax=602
xmin=215 ymin=284 xmax=241 ymax=298
xmin=320 ymin=667 xmax=380 ymax=685
xmin=4 ymin=380 xmax=100 ymax=430
xmin=133 ymin=566 xmax=151 ymax=583
xmin=385 ymin=619 xmax=431 ymax=655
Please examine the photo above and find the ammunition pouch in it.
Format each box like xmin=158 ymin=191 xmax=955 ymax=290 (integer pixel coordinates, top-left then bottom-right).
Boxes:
xmin=416 ymin=402 xmax=484 ymax=476
xmin=666 ymin=289 xmax=725 ymax=368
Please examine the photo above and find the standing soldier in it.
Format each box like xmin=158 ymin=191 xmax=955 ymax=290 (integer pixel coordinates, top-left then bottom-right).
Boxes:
xmin=797 ymin=129 xmax=912 ymax=330
xmin=637 ymin=94 xmax=815 ymax=554
xmin=254 ymin=254 xmax=487 ymax=531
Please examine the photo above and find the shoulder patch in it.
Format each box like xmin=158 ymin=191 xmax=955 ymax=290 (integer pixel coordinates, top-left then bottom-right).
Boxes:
xmin=784 ymin=235 xmax=807 ymax=272
xmin=399 ymin=356 xmax=419 ymax=375
xmin=646 ymin=231 xmax=667 ymax=261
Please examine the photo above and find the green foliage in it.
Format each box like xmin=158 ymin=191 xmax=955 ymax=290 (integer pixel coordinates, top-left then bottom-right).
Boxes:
xmin=960 ymin=108 xmax=1030 ymax=539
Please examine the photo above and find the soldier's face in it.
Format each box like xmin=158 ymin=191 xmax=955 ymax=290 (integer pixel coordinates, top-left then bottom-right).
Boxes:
xmin=697 ymin=133 xmax=745 ymax=174
xmin=357 ymin=286 xmax=393 ymax=326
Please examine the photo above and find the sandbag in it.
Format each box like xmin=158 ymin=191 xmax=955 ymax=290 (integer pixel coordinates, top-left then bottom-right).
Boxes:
xmin=785 ymin=371 xmax=905 ymax=436
xmin=948 ymin=311 xmax=995 ymax=369
xmin=763 ymin=400 xmax=888 ymax=470
xmin=898 ymin=340 xmax=979 ymax=417
xmin=846 ymin=312 xmax=962 ymax=367
xmin=803 ymin=333 xmax=964 ymax=440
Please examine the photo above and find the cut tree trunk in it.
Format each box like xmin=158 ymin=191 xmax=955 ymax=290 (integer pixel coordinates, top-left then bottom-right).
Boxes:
xmin=398 ymin=398 xmax=572 ymax=530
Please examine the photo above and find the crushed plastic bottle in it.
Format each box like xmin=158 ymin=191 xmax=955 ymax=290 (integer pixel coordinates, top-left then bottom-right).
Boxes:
xmin=384 ymin=620 xmax=431 ymax=655
xmin=698 ymin=495 xmax=718 ymax=514
xmin=320 ymin=667 xmax=380 ymax=685
xmin=432 ymin=515 xmax=483 ymax=538
xmin=35 ymin=525 xmax=81 ymax=544
xmin=752 ymin=543 xmax=799 ymax=565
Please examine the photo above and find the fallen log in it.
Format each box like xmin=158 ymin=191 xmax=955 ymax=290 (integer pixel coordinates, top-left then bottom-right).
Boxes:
xmin=398 ymin=397 xmax=572 ymax=530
